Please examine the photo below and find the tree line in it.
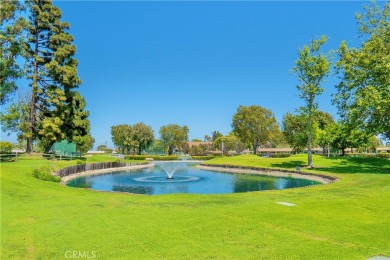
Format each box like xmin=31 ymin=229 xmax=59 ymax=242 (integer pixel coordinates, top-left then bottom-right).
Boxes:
xmin=1 ymin=0 xmax=93 ymax=153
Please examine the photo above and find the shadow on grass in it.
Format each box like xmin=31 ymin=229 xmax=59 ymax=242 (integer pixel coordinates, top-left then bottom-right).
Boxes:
xmin=272 ymin=156 xmax=390 ymax=174
xmin=270 ymin=161 xmax=306 ymax=169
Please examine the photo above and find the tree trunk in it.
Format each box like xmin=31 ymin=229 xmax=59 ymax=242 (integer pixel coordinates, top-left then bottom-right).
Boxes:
xmin=44 ymin=141 xmax=55 ymax=153
xmin=252 ymin=142 xmax=257 ymax=155
xmin=307 ymin=132 xmax=313 ymax=167
xmin=307 ymin=98 xmax=314 ymax=168
xmin=27 ymin=24 xmax=39 ymax=154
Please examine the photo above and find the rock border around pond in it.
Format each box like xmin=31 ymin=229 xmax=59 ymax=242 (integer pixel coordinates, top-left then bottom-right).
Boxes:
xmin=198 ymin=163 xmax=338 ymax=184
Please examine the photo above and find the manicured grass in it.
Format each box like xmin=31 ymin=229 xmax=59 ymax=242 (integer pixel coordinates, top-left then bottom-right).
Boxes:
xmin=1 ymin=154 xmax=390 ymax=259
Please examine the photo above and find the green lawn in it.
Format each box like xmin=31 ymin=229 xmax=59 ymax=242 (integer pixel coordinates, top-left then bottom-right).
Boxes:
xmin=1 ymin=154 xmax=389 ymax=259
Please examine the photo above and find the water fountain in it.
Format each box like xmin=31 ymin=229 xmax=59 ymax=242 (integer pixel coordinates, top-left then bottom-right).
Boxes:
xmin=158 ymin=162 xmax=184 ymax=179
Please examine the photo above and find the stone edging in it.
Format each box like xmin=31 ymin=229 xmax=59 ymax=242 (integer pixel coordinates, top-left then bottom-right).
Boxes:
xmin=199 ymin=163 xmax=338 ymax=184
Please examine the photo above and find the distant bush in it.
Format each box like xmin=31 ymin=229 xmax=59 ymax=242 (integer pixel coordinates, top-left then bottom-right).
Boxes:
xmin=0 ymin=141 xmax=13 ymax=154
xmin=191 ymin=156 xmax=216 ymax=160
xmin=32 ymin=167 xmax=61 ymax=182
xmin=258 ymin=153 xmax=291 ymax=158
xmin=271 ymin=153 xmax=292 ymax=158
xmin=347 ymin=153 xmax=390 ymax=159
xmin=100 ymin=148 xmax=113 ymax=154
xmin=376 ymin=153 xmax=390 ymax=159
xmin=211 ymin=151 xmax=223 ymax=156
xmin=125 ymin=155 xmax=179 ymax=161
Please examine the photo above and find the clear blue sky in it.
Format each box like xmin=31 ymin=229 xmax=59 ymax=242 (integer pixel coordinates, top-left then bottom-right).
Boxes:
xmin=3 ymin=1 xmax=373 ymax=148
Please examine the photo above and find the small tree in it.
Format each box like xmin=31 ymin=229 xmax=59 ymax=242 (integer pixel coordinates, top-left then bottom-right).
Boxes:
xmin=159 ymin=124 xmax=189 ymax=155
xmin=232 ymin=105 xmax=279 ymax=154
xmin=0 ymin=141 xmax=13 ymax=154
xmin=292 ymin=35 xmax=331 ymax=167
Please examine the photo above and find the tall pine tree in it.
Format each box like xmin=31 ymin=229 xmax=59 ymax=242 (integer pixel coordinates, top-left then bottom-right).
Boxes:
xmin=25 ymin=0 xmax=90 ymax=152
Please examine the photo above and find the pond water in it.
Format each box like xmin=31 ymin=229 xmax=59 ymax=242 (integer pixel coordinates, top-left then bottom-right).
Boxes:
xmin=66 ymin=162 xmax=320 ymax=195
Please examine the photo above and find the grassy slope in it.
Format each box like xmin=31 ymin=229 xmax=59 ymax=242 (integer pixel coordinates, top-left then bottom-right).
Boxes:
xmin=1 ymin=154 xmax=390 ymax=259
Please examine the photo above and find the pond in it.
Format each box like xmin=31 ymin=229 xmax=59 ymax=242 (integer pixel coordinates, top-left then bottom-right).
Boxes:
xmin=66 ymin=162 xmax=320 ymax=195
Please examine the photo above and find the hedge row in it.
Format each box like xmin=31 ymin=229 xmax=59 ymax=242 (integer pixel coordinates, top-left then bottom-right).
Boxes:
xmin=347 ymin=153 xmax=390 ymax=159
xmin=258 ymin=153 xmax=292 ymax=158
xmin=125 ymin=155 xmax=179 ymax=161
xmin=191 ymin=156 xmax=216 ymax=160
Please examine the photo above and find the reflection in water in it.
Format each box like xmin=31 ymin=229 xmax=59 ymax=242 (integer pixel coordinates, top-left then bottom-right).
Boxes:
xmin=67 ymin=163 xmax=320 ymax=195
xmin=113 ymin=185 xmax=153 ymax=194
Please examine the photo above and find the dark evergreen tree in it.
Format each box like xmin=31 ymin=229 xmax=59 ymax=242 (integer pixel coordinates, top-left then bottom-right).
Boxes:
xmin=24 ymin=0 xmax=90 ymax=152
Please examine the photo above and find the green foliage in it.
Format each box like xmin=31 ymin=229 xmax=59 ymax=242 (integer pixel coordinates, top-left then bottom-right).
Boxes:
xmin=76 ymin=160 xmax=86 ymax=165
xmin=232 ymin=105 xmax=279 ymax=154
xmin=0 ymin=0 xmax=26 ymax=105
xmin=32 ymin=166 xmax=60 ymax=182
xmin=327 ymin=121 xmax=369 ymax=156
xmin=376 ymin=153 xmax=390 ymax=159
xmin=347 ymin=153 xmax=390 ymax=159
xmin=334 ymin=2 xmax=390 ymax=139
xmin=0 ymin=92 xmax=31 ymax=143
xmin=73 ymin=133 xmax=95 ymax=153
xmin=190 ymin=155 xmax=216 ymax=160
xmin=263 ymin=153 xmax=292 ymax=158
xmin=125 ymin=155 xmax=179 ymax=161
xmin=111 ymin=123 xmax=154 ymax=155
xmin=0 ymin=141 xmax=13 ymax=154
xmin=292 ymin=35 xmax=331 ymax=167
xmin=20 ymin=0 xmax=90 ymax=152
xmin=282 ymin=113 xmax=308 ymax=153
xmin=159 ymin=124 xmax=189 ymax=155
xmin=214 ymin=133 xmax=246 ymax=155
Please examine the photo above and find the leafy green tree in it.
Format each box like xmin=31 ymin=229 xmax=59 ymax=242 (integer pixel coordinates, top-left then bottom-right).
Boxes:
xmin=111 ymin=125 xmax=124 ymax=153
xmin=214 ymin=133 xmax=246 ymax=155
xmin=111 ymin=123 xmax=154 ymax=155
xmin=232 ymin=105 xmax=279 ymax=154
xmin=282 ymin=113 xmax=308 ymax=153
xmin=329 ymin=121 xmax=368 ymax=156
xmin=23 ymin=0 xmax=89 ymax=152
xmin=0 ymin=92 xmax=30 ymax=144
xmin=292 ymin=35 xmax=331 ymax=167
xmin=283 ymin=111 xmax=335 ymax=154
xmin=334 ymin=2 xmax=390 ymax=139
xmin=74 ymin=134 xmax=94 ymax=153
xmin=0 ymin=141 xmax=13 ymax=154
xmin=159 ymin=124 xmax=189 ymax=155
xmin=0 ymin=0 xmax=26 ymax=105
xmin=132 ymin=123 xmax=154 ymax=155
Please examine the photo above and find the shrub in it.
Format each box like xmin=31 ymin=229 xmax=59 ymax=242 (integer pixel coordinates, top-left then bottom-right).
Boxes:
xmin=76 ymin=160 xmax=86 ymax=165
xmin=258 ymin=153 xmax=291 ymax=158
xmin=125 ymin=155 xmax=179 ymax=161
xmin=271 ymin=153 xmax=292 ymax=158
xmin=191 ymin=156 xmax=216 ymax=160
xmin=376 ymin=153 xmax=390 ymax=159
xmin=0 ymin=141 xmax=13 ymax=154
xmin=32 ymin=167 xmax=61 ymax=182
